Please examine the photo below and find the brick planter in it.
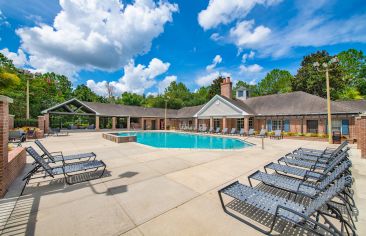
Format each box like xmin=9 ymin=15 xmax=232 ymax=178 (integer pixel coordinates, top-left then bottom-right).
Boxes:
xmin=283 ymin=136 xmax=328 ymax=142
xmin=102 ymin=133 xmax=137 ymax=143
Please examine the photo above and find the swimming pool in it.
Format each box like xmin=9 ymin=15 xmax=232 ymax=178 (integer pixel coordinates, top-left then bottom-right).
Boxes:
xmin=117 ymin=132 xmax=252 ymax=149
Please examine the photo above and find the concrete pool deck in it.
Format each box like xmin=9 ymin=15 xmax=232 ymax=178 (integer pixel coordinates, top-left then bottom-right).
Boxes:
xmin=0 ymin=132 xmax=365 ymax=235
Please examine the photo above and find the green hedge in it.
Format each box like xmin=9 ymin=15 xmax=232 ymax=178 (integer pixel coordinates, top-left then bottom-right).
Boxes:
xmin=14 ymin=118 xmax=38 ymax=128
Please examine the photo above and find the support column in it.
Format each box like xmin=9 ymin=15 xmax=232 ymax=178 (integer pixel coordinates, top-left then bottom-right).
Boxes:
xmin=223 ymin=117 xmax=227 ymax=129
xmin=38 ymin=116 xmax=45 ymax=131
xmin=95 ymin=116 xmax=100 ymax=131
xmin=0 ymin=96 xmax=13 ymax=197
xmin=112 ymin=117 xmax=116 ymax=130
xmin=44 ymin=113 xmax=49 ymax=133
xmin=141 ymin=118 xmax=145 ymax=130
xmin=127 ymin=116 xmax=131 ymax=130
xmin=244 ymin=117 xmax=249 ymax=132
xmin=194 ymin=118 xmax=198 ymax=131
xmin=210 ymin=117 xmax=214 ymax=129
xmin=8 ymin=115 xmax=14 ymax=130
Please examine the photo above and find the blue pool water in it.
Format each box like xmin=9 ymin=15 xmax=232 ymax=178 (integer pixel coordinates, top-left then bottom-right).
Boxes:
xmin=117 ymin=132 xmax=252 ymax=149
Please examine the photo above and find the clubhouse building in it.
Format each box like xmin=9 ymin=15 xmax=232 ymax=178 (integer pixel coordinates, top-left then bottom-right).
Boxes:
xmin=41 ymin=77 xmax=366 ymax=139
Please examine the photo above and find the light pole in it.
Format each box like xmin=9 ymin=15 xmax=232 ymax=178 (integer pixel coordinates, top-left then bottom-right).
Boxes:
xmin=164 ymin=96 xmax=170 ymax=131
xmin=20 ymin=69 xmax=41 ymax=119
xmin=313 ymin=57 xmax=338 ymax=144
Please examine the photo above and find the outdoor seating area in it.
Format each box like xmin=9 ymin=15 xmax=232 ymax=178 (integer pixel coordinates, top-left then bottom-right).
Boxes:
xmin=219 ymin=141 xmax=358 ymax=235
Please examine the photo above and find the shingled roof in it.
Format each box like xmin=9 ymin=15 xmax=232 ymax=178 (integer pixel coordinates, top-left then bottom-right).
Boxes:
xmin=239 ymin=91 xmax=356 ymax=116
xmin=335 ymin=100 xmax=366 ymax=113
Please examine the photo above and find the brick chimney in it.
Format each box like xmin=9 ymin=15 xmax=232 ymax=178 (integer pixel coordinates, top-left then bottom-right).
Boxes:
xmin=220 ymin=77 xmax=232 ymax=99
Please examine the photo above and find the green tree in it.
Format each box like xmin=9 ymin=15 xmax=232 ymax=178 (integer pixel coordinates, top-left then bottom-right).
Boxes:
xmin=73 ymin=84 xmax=106 ymax=102
xmin=233 ymin=80 xmax=259 ymax=97
xmin=257 ymin=69 xmax=292 ymax=95
xmin=116 ymin=92 xmax=145 ymax=106
xmin=292 ymin=50 xmax=344 ymax=99
xmin=208 ymin=76 xmax=225 ymax=99
xmin=0 ymin=53 xmax=20 ymax=89
xmin=337 ymin=49 xmax=366 ymax=97
xmin=338 ymin=87 xmax=363 ymax=100
xmin=191 ymin=86 xmax=210 ymax=105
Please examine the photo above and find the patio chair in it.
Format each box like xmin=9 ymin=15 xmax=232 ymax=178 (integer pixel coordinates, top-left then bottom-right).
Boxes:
xmin=239 ymin=128 xmax=245 ymax=136
xmin=221 ymin=128 xmax=228 ymax=135
xmin=201 ymin=127 xmax=207 ymax=133
xmin=264 ymin=150 xmax=350 ymax=182
xmin=270 ymin=130 xmax=283 ymax=139
xmin=219 ymin=175 xmax=355 ymax=235
xmin=22 ymin=147 xmax=106 ymax=195
xmin=27 ymin=128 xmax=36 ymax=139
xmin=230 ymin=128 xmax=236 ymax=135
xmin=215 ymin=127 xmax=221 ymax=134
xmin=256 ymin=128 xmax=266 ymax=138
xmin=286 ymin=146 xmax=350 ymax=164
xmin=35 ymin=140 xmax=96 ymax=163
xmin=247 ymin=128 xmax=254 ymax=136
xmin=48 ymin=128 xmax=69 ymax=136
xmin=294 ymin=141 xmax=348 ymax=158
xmin=8 ymin=130 xmax=26 ymax=147
xmin=208 ymin=127 xmax=214 ymax=133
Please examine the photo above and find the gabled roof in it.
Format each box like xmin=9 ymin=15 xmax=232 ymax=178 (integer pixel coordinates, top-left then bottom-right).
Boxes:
xmin=335 ymin=100 xmax=366 ymax=113
xmin=177 ymin=104 xmax=205 ymax=118
xmin=240 ymin=91 xmax=356 ymax=116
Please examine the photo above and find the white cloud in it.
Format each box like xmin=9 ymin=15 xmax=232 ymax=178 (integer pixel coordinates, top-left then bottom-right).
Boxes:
xmin=87 ymin=58 xmax=170 ymax=96
xmin=15 ymin=0 xmax=178 ymax=78
xmin=229 ymin=20 xmax=271 ymax=48
xmin=210 ymin=33 xmax=223 ymax=41
xmin=0 ymin=10 xmax=10 ymax=27
xmin=241 ymin=50 xmax=255 ymax=63
xmin=196 ymin=71 xmax=230 ymax=87
xmin=239 ymin=64 xmax=263 ymax=73
xmin=158 ymin=75 xmax=177 ymax=94
xmin=206 ymin=55 xmax=222 ymax=71
xmin=198 ymin=0 xmax=281 ymax=30
xmin=0 ymin=48 xmax=28 ymax=67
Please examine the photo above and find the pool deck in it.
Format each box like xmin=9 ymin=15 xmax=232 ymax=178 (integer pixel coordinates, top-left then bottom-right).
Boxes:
xmin=0 ymin=131 xmax=365 ymax=235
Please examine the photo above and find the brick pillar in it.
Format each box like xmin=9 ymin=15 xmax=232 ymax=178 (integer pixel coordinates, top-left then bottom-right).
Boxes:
xmin=44 ymin=113 xmax=49 ymax=133
xmin=127 ymin=117 xmax=131 ymax=130
xmin=95 ymin=116 xmax=100 ymax=131
xmin=223 ymin=117 xmax=227 ymax=129
xmin=8 ymin=115 xmax=14 ymax=130
xmin=194 ymin=118 xmax=198 ymax=131
xmin=210 ymin=117 xmax=213 ymax=129
xmin=318 ymin=118 xmax=326 ymax=134
xmin=244 ymin=117 xmax=249 ymax=132
xmin=112 ymin=117 xmax=116 ymax=130
xmin=356 ymin=115 xmax=366 ymax=159
xmin=141 ymin=118 xmax=145 ymax=130
xmin=0 ymin=96 xmax=13 ymax=197
xmin=38 ymin=115 xmax=45 ymax=131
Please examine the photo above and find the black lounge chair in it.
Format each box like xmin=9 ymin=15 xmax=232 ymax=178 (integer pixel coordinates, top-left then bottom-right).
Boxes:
xmin=22 ymin=146 xmax=106 ymax=195
xmin=219 ymin=175 xmax=355 ymax=235
xmin=286 ymin=146 xmax=350 ymax=164
xmin=35 ymin=140 xmax=96 ymax=163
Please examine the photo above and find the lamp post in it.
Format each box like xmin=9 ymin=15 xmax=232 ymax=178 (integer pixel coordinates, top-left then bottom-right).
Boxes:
xmin=19 ymin=69 xmax=41 ymax=119
xmin=164 ymin=96 xmax=170 ymax=131
xmin=313 ymin=57 xmax=339 ymax=144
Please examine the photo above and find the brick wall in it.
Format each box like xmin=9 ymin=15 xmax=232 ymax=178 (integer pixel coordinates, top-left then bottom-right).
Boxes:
xmin=8 ymin=115 xmax=14 ymax=130
xmin=355 ymin=115 xmax=366 ymax=159
xmin=38 ymin=115 xmax=45 ymax=131
xmin=0 ymin=96 xmax=26 ymax=197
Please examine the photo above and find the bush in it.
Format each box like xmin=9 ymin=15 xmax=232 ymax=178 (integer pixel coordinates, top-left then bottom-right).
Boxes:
xmin=14 ymin=118 xmax=38 ymax=128
xmin=267 ymin=131 xmax=275 ymax=136
xmin=296 ymin=132 xmax=304 ymax=136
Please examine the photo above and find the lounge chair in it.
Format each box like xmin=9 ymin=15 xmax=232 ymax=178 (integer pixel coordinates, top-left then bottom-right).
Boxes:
xmin=215 ymin=127 xmax=221 ymax=134
xmin=294 ymin=141 xmax=348 ymax=159
xmin=87 ymin=124 xmax=95 ymax=129
xmin=35 ymin=140 xmax=96 ymax=163
xmin=286 ymin=146 xmax=350 ymax=164
xmin=22 ymin=147 xmax=106 ymax=195
xmin=239 ymin=128 xmax=245 ymax=136
xmin=264 ymin=149 xmax=350 ymax=181
xmin=221 ymin=128 xmax=228 ymax=135
xmin=256 ymin=128 xmax=266 ymax=138
xmin=201 ymin=127 xmax=207 ymax=133
xmin=9 ymin=130 xmax=26 ymax=147
xmin=208 ymin=127 xmax=214 ymax=133
xmin=219 ymin=175 xmax=355 ymax=235
xmin=48 ymin=128 xmax=69 ymax=136
xmin=247 ymin=128 xmax=254 ymax=136
xmin=270 ymin=130 xmax=283 ymax=139
xmin=230 ymin=128 xmax=236 ymax=135
xmin=278 ymin=148 xmax=349 ymax=171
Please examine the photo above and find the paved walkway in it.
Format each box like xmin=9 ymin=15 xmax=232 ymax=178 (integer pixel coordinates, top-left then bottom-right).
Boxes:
xmin=0 ymin=132 xmax=364 ymax=235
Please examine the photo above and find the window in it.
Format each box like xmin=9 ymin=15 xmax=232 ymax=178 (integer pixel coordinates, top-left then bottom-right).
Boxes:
xmin=238 ymin=90 xmax=244 ymax=97
xmin=214 ymin=119 xmax=220 ymax=129
xmin=332 ymin=120 xmax=341 ymax=132
xmin=249 ymin=117 xmax=254 ymax=129
xmin=306 ymin=120 xmax=318 ymax=133
xmin=272 ymin=120 xmax=284 ymax=131
xmin=236 ymin=118 xmax=244 ymax=129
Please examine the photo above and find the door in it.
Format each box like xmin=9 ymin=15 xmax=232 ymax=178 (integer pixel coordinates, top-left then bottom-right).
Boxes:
xmin=151 ymin=120 xmax=156 ymax=130
xmin=160 ymin=119 xmax=165 ymax=130
xmin=143 ymin=120 xmax=147 ymax=130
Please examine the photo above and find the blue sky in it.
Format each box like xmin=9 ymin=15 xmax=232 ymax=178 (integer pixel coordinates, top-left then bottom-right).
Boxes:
xmin=1 ymin=0 xmax=366 ymax=96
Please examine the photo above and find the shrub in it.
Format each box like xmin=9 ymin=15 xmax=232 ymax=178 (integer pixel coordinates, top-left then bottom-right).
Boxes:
xmin=14 ymin=118 xmax=38 ymax=128
xmin=296 ymin=132 xmax=304 ymax=136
